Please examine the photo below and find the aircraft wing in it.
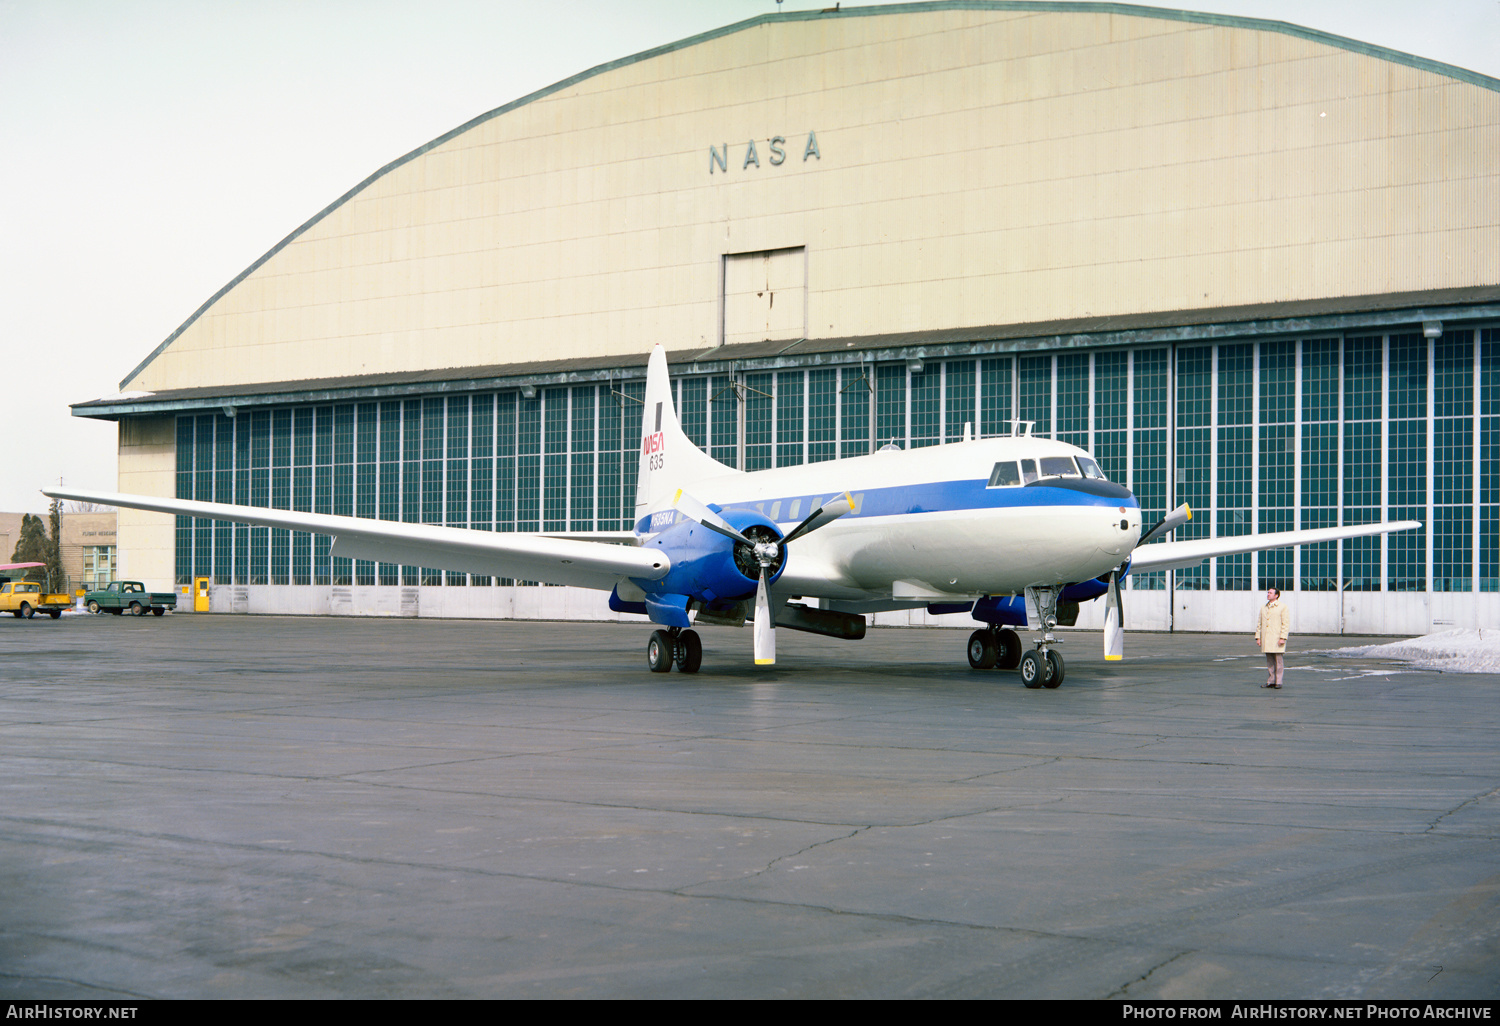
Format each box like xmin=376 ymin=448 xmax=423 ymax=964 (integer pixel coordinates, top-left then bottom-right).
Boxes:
xmin=41 ymin=487 xmax=670 ymax=590
xmin=1128 ymin=521 xmax=1421 ymax=574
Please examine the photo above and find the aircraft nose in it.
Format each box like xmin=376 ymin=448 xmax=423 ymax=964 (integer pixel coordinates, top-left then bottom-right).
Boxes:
xmin=1099 ymin=504 xmax=1139 ymax=557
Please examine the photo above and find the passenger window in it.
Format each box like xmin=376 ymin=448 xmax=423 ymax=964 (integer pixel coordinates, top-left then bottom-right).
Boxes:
xmin=987 ymin=461 xmax=1020 ymax=488
xmin=1039 ymin=456 xmax=1079 ymax=478
xmin=1020 ymin=459 xmax=1038 ymax=484
xmin=1077 ymin=457 xmax=1106 ymax=480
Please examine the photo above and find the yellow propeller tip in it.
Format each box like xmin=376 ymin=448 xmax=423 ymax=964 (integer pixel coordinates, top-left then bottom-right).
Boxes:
xmin=1105 ymin=654 xmax=1123 ymax=661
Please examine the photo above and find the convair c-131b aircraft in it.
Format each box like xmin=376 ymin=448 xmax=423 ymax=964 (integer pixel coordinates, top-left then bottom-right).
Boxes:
xmin=46 ymin=345 xmax=1418 ymax=686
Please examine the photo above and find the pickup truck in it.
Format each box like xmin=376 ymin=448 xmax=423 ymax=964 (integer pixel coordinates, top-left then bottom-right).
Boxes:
xmin=0 ymin=580 xmax=71 ymax=618
xmin=85 ymin=581 xmax=177 ymax=616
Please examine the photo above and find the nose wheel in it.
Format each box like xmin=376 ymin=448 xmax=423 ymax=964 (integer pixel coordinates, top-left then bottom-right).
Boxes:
xmin=1018 ymin=648 xmax=1064 ymax=688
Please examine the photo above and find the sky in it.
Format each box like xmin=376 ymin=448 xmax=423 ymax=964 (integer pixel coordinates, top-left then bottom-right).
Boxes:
xmin=2 ymin=0 xmax=1497 ymax=514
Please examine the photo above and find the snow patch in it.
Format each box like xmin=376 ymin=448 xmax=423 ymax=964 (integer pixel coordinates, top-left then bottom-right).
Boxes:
xmin=1326 ymin=629 xmax=1500 ymax=675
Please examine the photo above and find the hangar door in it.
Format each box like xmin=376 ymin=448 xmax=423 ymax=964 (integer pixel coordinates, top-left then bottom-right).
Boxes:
xmin=722 ymin=247 xmax=805 ymax=346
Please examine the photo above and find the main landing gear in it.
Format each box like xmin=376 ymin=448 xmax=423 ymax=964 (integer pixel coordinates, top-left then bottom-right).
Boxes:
xmin=966 ymin=585 xmax=1065 ymax=689
xmin=647 ymin=627 xmax=702 ymax=674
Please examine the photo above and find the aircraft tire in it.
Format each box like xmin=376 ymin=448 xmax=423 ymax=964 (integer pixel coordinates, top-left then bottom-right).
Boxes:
xmin=967 ymin=630 xmax=997 ymax=669
xmin=676 ymin=630 xmax=702 ymax=673
xmin=1043 ymin=650 xmax=1064 ymax=688
xmin=996 ymin=629 xmax=1022 ymax=670
xmin=1019 ymin=650 xmax=1045 ymax=688
xmin=647 ymin=630 xmax=673 ymax=672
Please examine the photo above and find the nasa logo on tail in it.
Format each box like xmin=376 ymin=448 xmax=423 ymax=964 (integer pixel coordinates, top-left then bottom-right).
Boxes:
xmin=642 ymin=402 xmax=665 ymax=471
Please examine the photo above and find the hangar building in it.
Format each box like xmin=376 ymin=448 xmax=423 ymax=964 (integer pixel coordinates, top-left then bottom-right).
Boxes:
xmin=75 ymin=2 xmax=1500 ymax=634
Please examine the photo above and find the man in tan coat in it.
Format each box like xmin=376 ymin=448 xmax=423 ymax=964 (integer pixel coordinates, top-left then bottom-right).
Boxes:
xmin=1256 ymin=587 xmax=1291 ymax=688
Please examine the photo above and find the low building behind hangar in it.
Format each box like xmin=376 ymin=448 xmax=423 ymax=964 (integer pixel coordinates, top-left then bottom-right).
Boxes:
xmin=74 ymin=2 xmax=1500 ymax=634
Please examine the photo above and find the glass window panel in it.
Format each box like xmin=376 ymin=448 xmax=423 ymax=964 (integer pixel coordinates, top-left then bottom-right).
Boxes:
xmin=909 ymin=366 xmax=940 ymax=448
xmin=979 ymin=358 xmax=1013 ymax=438
xmin=776 ymin=371 xmax=805 ymax=466
xmin=808 ymin=369 xmax=837 ymax=463
xmin=744 ymin=372 xmax=773 ymax=471
xmin=839 ymin=367 xmax=870 ymax=458
xmin=875 ymin=364 xmax=906 ymax=448
xmin=1056 ymin=353 xmax=1089 ymax=448
xmin=571 ymin=386 xmax=596 ymax=531
xmin=944 ymin=361 xmax=975 ymax=443
xmin=1018 ymin=355 xmax=1051 ymax=436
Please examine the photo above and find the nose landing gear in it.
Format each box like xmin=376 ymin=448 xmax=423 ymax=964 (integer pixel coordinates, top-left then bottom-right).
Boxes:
xmin=966 ymin=586 xmax=1064 ymax=688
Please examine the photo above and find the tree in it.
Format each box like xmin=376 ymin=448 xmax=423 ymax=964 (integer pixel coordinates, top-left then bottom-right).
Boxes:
xmin=48 ymin=497 xmax=65 ymax=592
xmin=9 ymin=514 xmax=51 ymax=584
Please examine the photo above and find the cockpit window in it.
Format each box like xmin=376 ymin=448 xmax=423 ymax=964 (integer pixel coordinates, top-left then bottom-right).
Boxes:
xmin=1076 ymin=456 xmax=1106 ymax=480
xmin=1019 ymin=459 xmax=1038 ymax=484
xmin=1039 ymin=456 xmax=1080 ymax=478
xmin=986 ymin=461 xmax=1020 ymax=487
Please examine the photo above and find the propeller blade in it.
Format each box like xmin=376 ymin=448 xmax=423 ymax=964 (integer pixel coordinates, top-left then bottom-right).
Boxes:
xmin=780 ymin=491 xmax=856 ymax=546
xmin=753 ymin=567 xmax=776 ymax=665
xmin=1139 ymin=503 xmax=1192 ymax=547
xmin=1103 ymin=570 xmax=1124 ymax=661
xmin=672 ymin=489 xmax=753 ymax=545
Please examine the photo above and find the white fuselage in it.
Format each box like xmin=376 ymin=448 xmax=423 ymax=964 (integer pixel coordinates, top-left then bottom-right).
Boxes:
xmin=641 ymin=436 xmax=1142 ymax=603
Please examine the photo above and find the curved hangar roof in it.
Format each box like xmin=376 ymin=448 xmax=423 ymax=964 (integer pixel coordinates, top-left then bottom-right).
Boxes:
xmin=122 ymin=1 xmax=1499 ymax=395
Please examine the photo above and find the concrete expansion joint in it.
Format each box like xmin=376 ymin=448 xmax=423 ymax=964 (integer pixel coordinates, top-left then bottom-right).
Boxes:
xmin=749 ymin=825 xmax=870 ymax=880
xmin=1106 ymin=949 xmax=1192 ymax=1000
xmin=1423 ymin=784 xmax=1500 ymax=834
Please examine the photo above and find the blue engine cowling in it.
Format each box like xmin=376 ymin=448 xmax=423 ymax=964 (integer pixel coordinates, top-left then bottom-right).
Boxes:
xmin=628 ymin=508 xmax=785 ymax=628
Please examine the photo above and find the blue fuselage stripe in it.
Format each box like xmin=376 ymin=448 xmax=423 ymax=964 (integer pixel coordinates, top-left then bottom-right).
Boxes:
xmin=636 ymin=479 xmax=1138 ymax=535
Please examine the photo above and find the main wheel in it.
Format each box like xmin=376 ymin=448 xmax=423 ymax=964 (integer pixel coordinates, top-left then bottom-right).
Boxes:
xmin=647 ymin=630 xmax=673 ymax=672
xmin=1019 ymin=650 xmax=1045 ymax=688
xmin=996 ymin=629 xmax=1022 ymax=670
xmin=88 ymin=600 xmax=101 ymax=614
xmin=675 ymin=629 xmax=703 ymax=673
xmin=967 ymin=629 xmax=998 ymax=669
xmin=1042 ymin=649 xmax=1065 ymax=688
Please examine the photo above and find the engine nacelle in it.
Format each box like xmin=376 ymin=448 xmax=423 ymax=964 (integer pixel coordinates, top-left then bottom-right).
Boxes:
xmin=634 ymin=507 xmax=785 ymax=606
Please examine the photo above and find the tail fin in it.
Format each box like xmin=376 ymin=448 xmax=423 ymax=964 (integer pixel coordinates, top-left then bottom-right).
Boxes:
xmin=635 ymin=344 xmax=737 ymax=522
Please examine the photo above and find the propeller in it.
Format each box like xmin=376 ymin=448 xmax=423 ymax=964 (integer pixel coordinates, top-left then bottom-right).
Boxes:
xmin=1139 ymin=503 xmax=1192 ymax=547
xmin=673 ymin=490 xmax=856 ymax=665
xmin=1104 ymin=503 xmax=1191 ymax=660
xmin=1103 ymin=570 xmax=1124 ymax=661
